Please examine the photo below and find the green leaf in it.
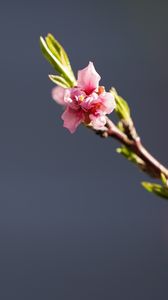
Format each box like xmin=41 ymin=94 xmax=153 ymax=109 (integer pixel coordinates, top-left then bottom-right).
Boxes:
xmin=142 ymin=182 xmax=168 ymax=199
xmin=45 ymin=35 xmax=61 ymax=61
xmin=161 ymin=173 xmax=168 ymax=186
xmin=40 ymin=37 xmax=64 ymax=74
xmin=49 ymin=75 xmax=69 ymax=88
xmin=110 ymin=88 xmax=130 ymax=120
xmin=46 ymin=34 xmax=71 ymax=69
xmin=117 ymin=146 xmax=144 ymax=166
xmin=39 ymin=36 xmax=76 ymax=87
xmin=117 ymin=121 xmax=125 ymax=132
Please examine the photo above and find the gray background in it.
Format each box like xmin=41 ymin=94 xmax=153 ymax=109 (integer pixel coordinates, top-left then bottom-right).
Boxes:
xmin=1 ymin=0 xmax=168 ymax=299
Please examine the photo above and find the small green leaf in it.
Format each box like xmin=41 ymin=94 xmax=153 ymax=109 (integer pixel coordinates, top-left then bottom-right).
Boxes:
xmin=161 ymin=173 xmax=168 ymax=186
xmin=46 ymin=34 xmax=71 ymax=69
xmin=40 ymin=37 xmax=65 ymax=74
xmin=45 ymin=35 xmax=61 ymax=61
xmin=40 ymin=36 xmax=76 ymax=87
xmin=141 ymin=182 xmax=154 ymax=193
xmin=117 ymin=121 xmax=125 ymax=132
xmin=142 ymin=181 xmax=168 ymax=199
xmin=110 ymin=88 xmax=130 ymax=120
xmin=117 ymin=146 xmax=144 ymax=166
xmin=49 ymin=75 xmax=69 ymax=88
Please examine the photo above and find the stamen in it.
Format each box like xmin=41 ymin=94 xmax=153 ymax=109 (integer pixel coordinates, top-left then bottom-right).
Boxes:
xmin=78 ymin=95 xmax=85 ymax=102
xmin=98 ymin=86 xmax=105 ymax=95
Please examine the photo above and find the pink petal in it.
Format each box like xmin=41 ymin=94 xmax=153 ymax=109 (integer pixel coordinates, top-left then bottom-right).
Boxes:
xmin=64 ymin=88 xmax=85 ymax=110
xmin=99 ymin=92 xmax=116 ymax=114
xmin=77 ymin=62 xmax=101 ymax=94
xmin=79 ymin=92 xmax=99 ymax=110
xmin=52 ymin=86 xmax=66 ymax=105
xmin=61 ymin=107 xmax=83 ymax=133
xmin=89 ymin=114 xmax=107 ymax=130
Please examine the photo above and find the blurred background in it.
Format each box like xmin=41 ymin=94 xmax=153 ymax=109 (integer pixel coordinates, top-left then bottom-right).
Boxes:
xmin=1 ymin=0 xmax=168 ymax=299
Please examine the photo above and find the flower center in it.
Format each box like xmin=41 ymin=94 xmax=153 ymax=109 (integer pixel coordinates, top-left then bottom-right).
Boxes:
xmin=78 ymin=95 xmax=85 ymax=102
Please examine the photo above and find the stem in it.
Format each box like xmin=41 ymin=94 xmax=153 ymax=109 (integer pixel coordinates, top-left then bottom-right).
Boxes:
xmin=97 ymin=117 xmax=168 ymax=180
xmin=133 ymin=140 xmax=168 ymax=179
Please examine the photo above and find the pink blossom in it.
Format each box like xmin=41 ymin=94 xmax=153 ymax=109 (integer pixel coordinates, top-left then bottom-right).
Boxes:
xmin=52 ymin=62 xmax=116 ymax=133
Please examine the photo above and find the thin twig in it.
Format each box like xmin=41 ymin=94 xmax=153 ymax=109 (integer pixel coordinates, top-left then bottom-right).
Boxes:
xmin=94 ymin=117 xmax=168 ymax=179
